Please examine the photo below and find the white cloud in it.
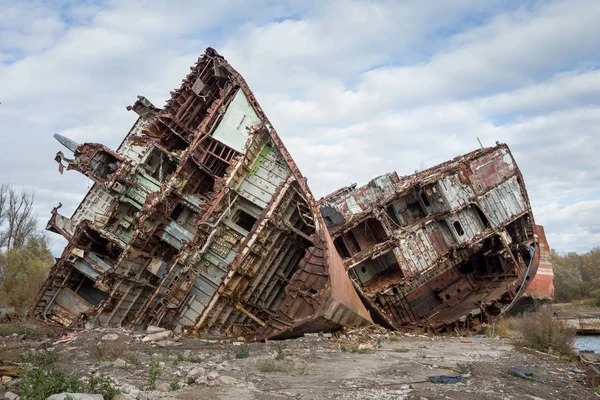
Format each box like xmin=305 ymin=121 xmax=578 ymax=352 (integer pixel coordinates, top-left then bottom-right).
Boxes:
xmin=0 ymin=0 xmax=599 ymax=254
xmin=535 ymin=201 xmax=600 ymax=253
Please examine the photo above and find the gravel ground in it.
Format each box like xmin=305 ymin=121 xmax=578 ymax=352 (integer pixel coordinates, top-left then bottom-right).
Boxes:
xmin=0 ymin=326 xmax=596 ymax=400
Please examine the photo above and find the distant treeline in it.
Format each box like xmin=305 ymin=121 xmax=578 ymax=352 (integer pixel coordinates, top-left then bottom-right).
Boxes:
xmin=552 ymin=248 xmax=600 ymax=305
xmin=0 ymin=184 xmax=53 ymax=309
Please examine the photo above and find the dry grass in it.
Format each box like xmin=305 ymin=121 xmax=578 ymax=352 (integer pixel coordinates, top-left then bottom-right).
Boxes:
xmin=513 ymin=307 xmax=575 ymax=357
xmin=91 ymin=339 xmax=126 ymax=361
xmin=256 ymin=360 xmax=292 ymax=373
xmin=0 ymin=321 xmax=59 ymax=338
xmin=488 ymin=317 xmax=517 ymax=338
xmin=20 ymin=349 xmax=59 ymax=367
xmin=340 ymin=345 xmax=373 ymax=354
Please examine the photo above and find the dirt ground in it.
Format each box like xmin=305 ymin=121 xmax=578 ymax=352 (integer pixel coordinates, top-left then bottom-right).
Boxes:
xmin=0 ymin=326 xmax=596 ymax=400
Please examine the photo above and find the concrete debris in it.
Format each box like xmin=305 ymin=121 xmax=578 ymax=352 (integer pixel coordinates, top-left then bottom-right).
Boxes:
xmin=101 ymin=333 xmax=119 ymax=342
xmin=146 ymin=326 xmax=165 ymax=334
xmin=142 ymin=330 xmax=172 ymax=342
xmin=219 ymin=375 xmax=241 ymax=385
xmin=30 ymin=47 xmax=547 ymax=339
xmin=206 ymin=370 xmax=219 ymax=381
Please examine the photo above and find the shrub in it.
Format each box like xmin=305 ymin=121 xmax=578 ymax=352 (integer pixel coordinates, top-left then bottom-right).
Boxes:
xmin=19 ymin=369 xmax=120 ymax=400
xmin=147 ymin=359 xmax=163 ymax=390
xmin=235 ymin=344 xmax=250 ymax=359
xmin=275 ymin=345 xmax=285 ymax=360
xmin=257 ymin=360 xmax=290 ymax=373
xmin=514 ymin=307 xmax=575 ymax=356
xmin=456 ymin=362 xmax=472 ymax=374
xmin=84 ymin=375 xmax=121 ymax=400
xmin=19 ymin=369 xmax=81 ymax=400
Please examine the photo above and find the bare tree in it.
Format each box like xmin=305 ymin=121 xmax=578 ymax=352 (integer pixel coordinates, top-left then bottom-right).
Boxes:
xmin=0 ymin=185 xmax=38 ymax=249
xmin=0 ymin=184 xmax=7 ymax=228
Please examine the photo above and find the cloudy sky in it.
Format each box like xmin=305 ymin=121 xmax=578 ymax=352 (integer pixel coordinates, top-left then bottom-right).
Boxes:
xmin=1 ymin=0 xmax=599 ymax=255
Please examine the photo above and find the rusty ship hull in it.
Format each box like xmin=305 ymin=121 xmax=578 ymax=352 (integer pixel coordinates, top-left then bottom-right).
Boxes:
xmin=318 ymin=144 xmax=540 ymax=331
xmin=31 ymin=48 xmax=372 ymax=339
xmin=31 ymin=48 xmax=541 ymax=338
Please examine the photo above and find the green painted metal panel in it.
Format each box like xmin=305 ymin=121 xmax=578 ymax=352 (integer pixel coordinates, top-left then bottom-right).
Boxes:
xmin=212 ymin=89 xmax=261 ymax=152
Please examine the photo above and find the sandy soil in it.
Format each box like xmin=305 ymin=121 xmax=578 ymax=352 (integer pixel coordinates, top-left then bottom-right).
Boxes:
xmin=0 ymin=327 xmax=595 ymax=400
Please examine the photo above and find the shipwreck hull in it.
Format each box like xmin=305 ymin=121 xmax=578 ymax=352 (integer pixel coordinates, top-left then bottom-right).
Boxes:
xmin=30 ymin=48 xmax=371 ymax=338
xmin=31 ymin=47 xmax=541 ymax=339
xmin=319 ymin=144 xmax=540 ymax=330
xmin=509 ymin=225 xmax=554 ymax=314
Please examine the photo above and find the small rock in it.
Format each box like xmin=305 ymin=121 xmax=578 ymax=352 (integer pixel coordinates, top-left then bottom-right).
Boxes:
xmin=206 ymin=361 xmax=217 ymax=369
xmin=101 ymin=333 xmax=119 ymax=342
xmin=146 ymin=325 xmax=166 ymax=334
xmin=195 ymin=376 xmax=208 ymax=385
xmin=182 ymin=350 xmax=191 ymax=359
xmin=1 ymin=376 xmax=13 ymax=384
xmin=217 ymin=361 xmax=229 ymax=371
xmin=186 ymin=366 xmax=206 ymax=384
xmin=143 ymin=330 xmax=173 ymax=342
xmin=206 ymin=371 xmax=219 ymax=381
xmin=4 ymin=392 xmax=18 ymax=400
xmin=219 ymin=376 xmax=240 ymax=385
xmin=113 ymin=358 xmax=127 ymax=368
